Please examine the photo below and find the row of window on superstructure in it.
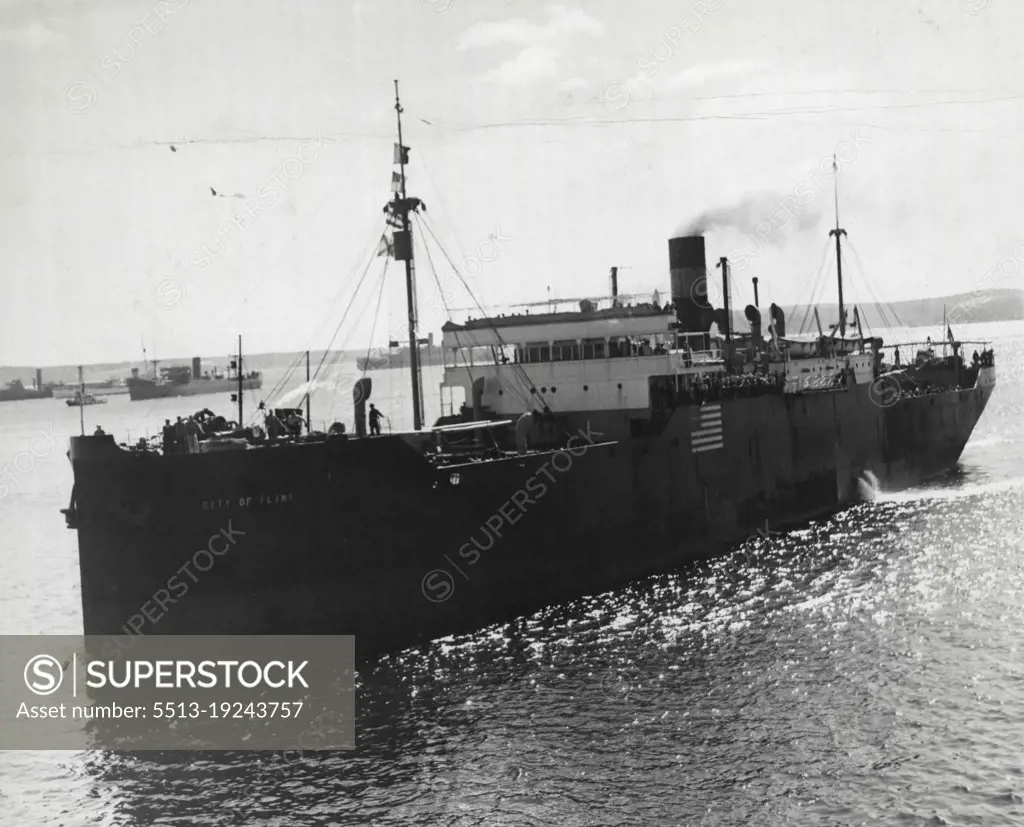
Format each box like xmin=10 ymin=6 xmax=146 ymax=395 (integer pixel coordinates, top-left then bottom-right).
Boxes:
xmin=446 ymin=336 xmax=676 ymax=367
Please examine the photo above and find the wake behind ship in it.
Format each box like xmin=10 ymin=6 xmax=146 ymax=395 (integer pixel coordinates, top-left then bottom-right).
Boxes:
xmin=63 ymin=86 xmax=997 ymax=657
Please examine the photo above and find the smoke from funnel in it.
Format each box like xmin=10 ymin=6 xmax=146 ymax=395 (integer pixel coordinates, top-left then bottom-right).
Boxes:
xmin=678 ymin=189 xmax=824 ymax=238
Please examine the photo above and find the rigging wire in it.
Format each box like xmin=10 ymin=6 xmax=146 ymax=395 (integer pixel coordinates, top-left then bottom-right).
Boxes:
xmin=409 ymin=146 xmax=474 ymax=271
xmin=414 ymin=214 xmax=535 ymax=414
xmin=361 ymin=256 xmax=390 ymax=378
xmin=850 ymin=258 xmax=894 ymax=329
xmin=15 ymin=92 xmax=1023 ymax=159
xmin=262 ymin=351 xmax=307 ymax=407
xmin=844 ymin=241 xmax=889 ymax=328
xmin=306 ymin=227 xmax=388 ymax=393
xmin=414 ymin=218 xmax=490 ymax=407
xmin=235 ymin=185 xmax=379 ymax=410
xmin=846 ymin=239 xmax=906 ymax=329
xmin=858 ymin=304 xmax=874 ymax=341
xmin=417 ymin=214 xmax=548 ymax=412
xmin=433 ymin=94 xmax=1024 ymax=134
xmin=784 ymin=236 xmax=832 ymax=333
xmin=321 ymin=253 xmax=392 ymax=375
xmin=262 ymin=220 xmax=388 ymax=403
xmin=795 ymin=240 xmax=835 ymax=335
xmin=646 ymin=87 xmax=1014 ymax=102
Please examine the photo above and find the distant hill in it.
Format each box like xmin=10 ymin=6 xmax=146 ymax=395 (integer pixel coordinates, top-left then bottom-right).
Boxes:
xmin=2 ymin=290 xmax=1021 ymax=386
xmin=760 ymin=288 xmax=1023 ymax=333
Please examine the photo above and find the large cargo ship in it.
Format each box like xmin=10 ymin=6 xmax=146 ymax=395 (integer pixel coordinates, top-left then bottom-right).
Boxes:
xmin=62 ymin=87 xmax=996 ymax=658
xmin=0 ymin=371 xmax=52 ymax=402
xmin=126 ymin=356 xmax=262 ymax=401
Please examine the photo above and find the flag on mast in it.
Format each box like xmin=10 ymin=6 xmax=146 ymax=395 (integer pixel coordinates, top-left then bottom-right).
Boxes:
xmin=390 ymin=171 xmax=401 ymax=193
xmin=393 ymin=143 xmax=410 ymax=165
xmin=375 ymin=233 xmax=394 ymax=258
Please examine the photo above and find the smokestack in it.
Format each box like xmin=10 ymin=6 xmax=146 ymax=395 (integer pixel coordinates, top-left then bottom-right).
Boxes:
xmin=610 ymin=266 xmax=618 ymax=298
xmin=35 ymin=368 xmax=42 ymax=389
xmin=668 ymin=236 xmax=715 ymax=332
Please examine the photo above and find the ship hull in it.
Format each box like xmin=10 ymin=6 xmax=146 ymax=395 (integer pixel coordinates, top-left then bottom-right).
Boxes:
xmin=0 ymin=389 xmax=53 ymax=402
xmin=127 ymin=376 xmax=262 ymax=401
xmin=68 ymin=369 xmax=995 ymax=657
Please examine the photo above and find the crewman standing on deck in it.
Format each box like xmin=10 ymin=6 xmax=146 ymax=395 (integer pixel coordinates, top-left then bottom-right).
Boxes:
xmin=368 ymin=403 xmax=382 ymax=437
xmin=173 ymin=417 xmax=186 ymax=453
xmin=265 ymin=411 xmax=284 ymax=442
xmin=162 ymin=419 xmax=175 ymax=454
xmin=184 ymin=416 xmax=200 ymax=454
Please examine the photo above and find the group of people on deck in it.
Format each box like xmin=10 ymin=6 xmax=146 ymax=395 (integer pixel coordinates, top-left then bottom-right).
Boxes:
xmin=972 ymin=348 xmax=994 ymax=368
xmin=622 ymin=337 xmax=668 ymax=357
xmin=264 ymin=409 xmax=306 ymax=441
xmin=687 ymin=369 xmax=785 ymax=403
xmin=162 ymin=416 xmax=201 ymax=454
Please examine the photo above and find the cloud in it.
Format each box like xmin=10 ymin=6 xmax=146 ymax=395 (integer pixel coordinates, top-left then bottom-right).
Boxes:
xmin=461 ymin=5 xmax=602 ymax=87
xmin=557 ymin=77 xmax=588 ymax=92
xmin=609 ymin=60 xmax=764 ymax=105
xmin=458 ymin=5 xmax=604 ymax=51
xmin=459 ymin=19 xmax=545 ymax=50
xmin=544 ymin=6 xmax=604 ymax=39
xmin=667 ymin=60 xmax=764 ymax=90
xmin=477 ymin=45 xmax=561 ymax=86
xmin=0 ymin=22 xmax=67 ymax=47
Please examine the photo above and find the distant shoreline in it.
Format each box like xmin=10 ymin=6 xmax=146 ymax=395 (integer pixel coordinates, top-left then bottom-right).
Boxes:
xmin=4 ymin=289 xmax=1020 ymax=384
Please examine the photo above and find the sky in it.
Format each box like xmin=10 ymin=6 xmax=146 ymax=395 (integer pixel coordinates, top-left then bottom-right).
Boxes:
xmin=1 ymin=0 xmax=1022 ymax=365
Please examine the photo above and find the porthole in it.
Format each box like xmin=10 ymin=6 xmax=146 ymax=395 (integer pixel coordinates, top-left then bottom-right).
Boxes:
xmin=498 ymin=390 xmax=504 ymax=395
xmin=583 ymin=385 xmax=589 ymax=391
xmin=551 ymin=387 xmax=557 ymax=393
xmin=530 ymin=387 xmax=536 ymax=394
xmin=541 ymin=387 xmax=547 ymax=393
xmin=617 ymin=383 xmax=623 ymax=390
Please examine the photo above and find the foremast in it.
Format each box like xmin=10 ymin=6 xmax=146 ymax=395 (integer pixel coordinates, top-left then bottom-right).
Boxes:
xmin=387 ymin=80 xmax=424 ymax=430
xmin=829 ymin=153 xmax=848 ymax=337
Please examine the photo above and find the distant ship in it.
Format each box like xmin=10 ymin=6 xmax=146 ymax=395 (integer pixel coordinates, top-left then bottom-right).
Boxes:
xmin=126 ymin=356 xmax=262 ymax=401
xmin=357 ymin=335 xmax=443 ymax=372
xmin=66 ymin=392 xmax=106 ymax=407
xmin=0 ymin=371 xmax=53 ymax=402
xmin=53 ymin=379 xmax=129 ymax=399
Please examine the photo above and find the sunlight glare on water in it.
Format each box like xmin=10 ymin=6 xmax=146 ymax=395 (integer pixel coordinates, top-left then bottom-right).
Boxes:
xmin=0 ymin=321 xmax=1022 ymax=825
